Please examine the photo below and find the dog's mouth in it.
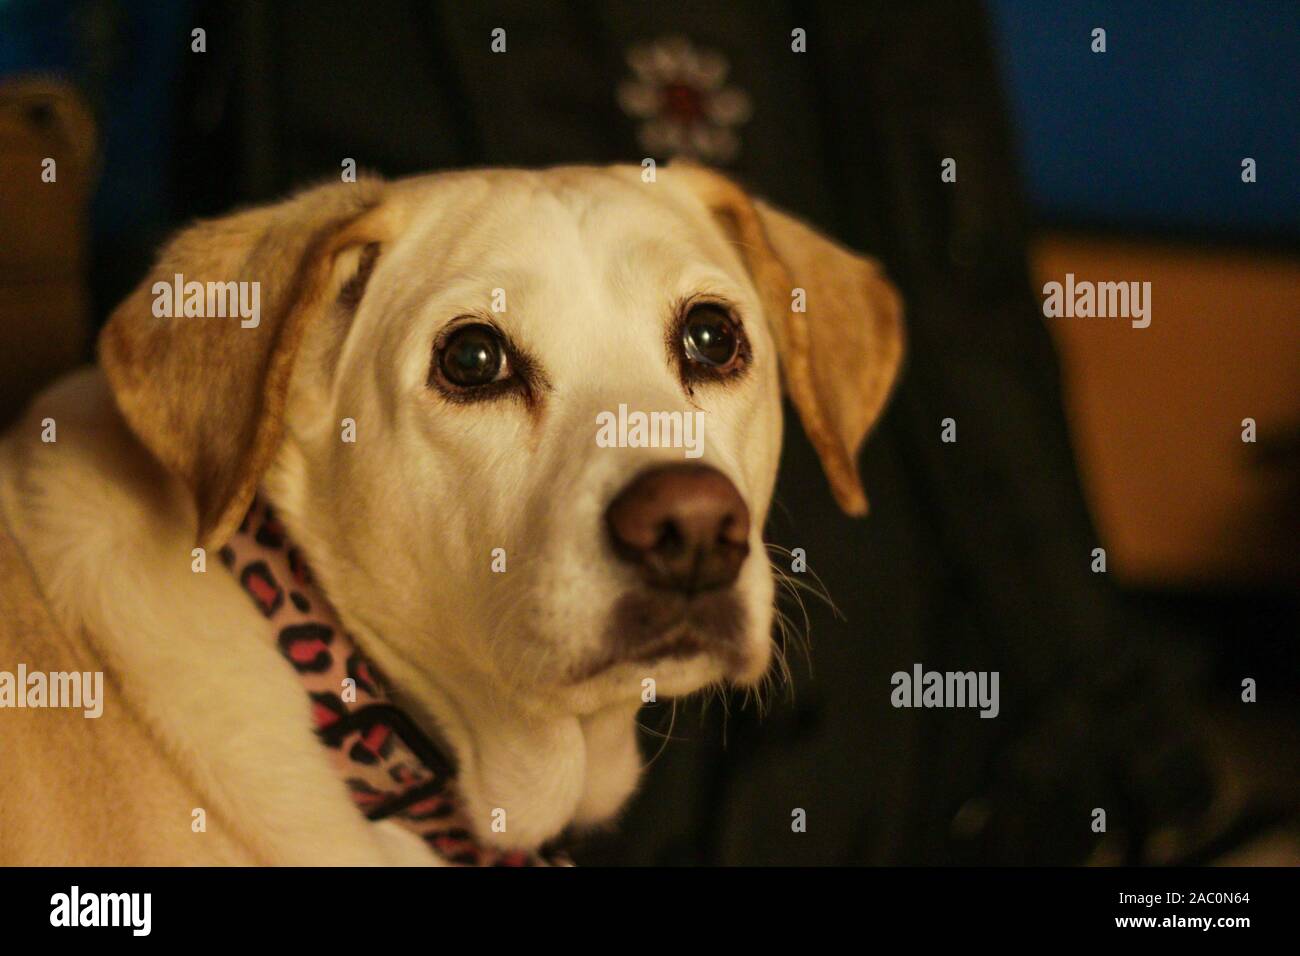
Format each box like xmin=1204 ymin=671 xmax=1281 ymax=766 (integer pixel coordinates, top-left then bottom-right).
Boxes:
xmin=624 ymin=627 xmax=705 ymax=664
xmin=568 ymin=588 xmax=749 ymax=683
xmin=568 ymin=627 xmax=709 ymax=683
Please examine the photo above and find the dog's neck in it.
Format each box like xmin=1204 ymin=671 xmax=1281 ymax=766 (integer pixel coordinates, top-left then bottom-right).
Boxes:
xmin=234 ymin=494 xmax=644 ymax=858
xmin=386 ymin=668 xmax=644 ymax=849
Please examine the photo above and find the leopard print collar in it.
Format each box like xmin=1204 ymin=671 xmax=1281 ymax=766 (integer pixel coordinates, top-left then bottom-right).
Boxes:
xmin=220 ymin=495 xmax=560 ymax=866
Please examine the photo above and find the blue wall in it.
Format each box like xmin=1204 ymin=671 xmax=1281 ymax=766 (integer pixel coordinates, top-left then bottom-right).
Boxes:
xmin=987 ymin=0 xmax=1299 ymax=237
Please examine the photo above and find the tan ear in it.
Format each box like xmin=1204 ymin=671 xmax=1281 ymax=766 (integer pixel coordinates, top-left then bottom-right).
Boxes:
xmin=669 ymin=164 xmax=904 ymax=515
xmin=99 ymin=178 xmax=388 ymax=548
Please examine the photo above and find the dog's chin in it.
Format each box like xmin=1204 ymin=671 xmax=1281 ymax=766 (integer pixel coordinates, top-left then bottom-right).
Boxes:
xmin=557 ymin=589 xmax=769 ymax=712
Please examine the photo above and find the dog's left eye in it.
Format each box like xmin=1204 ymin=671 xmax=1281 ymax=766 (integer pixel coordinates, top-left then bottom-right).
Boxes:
xmin=681 ymin=303 xmax=745 ymax=373
xmin=435 ymin=323 xmax=511 ymax=389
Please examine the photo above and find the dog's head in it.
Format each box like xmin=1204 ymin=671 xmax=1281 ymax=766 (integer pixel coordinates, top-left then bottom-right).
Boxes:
xmin=100 ymin=165 xmax=901 ymax=720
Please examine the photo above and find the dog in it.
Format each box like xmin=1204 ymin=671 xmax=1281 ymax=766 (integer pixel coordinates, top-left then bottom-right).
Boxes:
xmin=0 ymin=164 xmax=902 ymax=864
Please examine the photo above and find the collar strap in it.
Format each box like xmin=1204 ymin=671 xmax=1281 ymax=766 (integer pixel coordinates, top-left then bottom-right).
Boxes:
xmin=220 ymin=495 xmax=556 ymax=866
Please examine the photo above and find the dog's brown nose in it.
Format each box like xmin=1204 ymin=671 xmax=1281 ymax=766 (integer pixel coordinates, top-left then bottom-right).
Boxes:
xmin=605 ymin=465 xmax=750 ymax=593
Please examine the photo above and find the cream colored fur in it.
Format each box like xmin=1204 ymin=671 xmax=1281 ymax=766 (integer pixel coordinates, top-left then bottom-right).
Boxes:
xmin=0 ymin=165 xmax=900 ymax=864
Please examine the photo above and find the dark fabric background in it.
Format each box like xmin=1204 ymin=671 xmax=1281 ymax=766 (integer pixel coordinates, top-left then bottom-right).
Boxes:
xmin=112 ymin=0 xmax=1220 ymax=863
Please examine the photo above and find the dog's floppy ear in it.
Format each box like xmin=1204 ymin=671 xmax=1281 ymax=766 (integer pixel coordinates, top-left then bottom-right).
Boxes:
xmin=669 ymin=163 xmax=904 ymax=515
xmin=100 ymin=178 xmax=388 ymax=548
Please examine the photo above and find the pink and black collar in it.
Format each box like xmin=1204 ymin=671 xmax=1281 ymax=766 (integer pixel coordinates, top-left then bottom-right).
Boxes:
xmin=220 ymin=495 xmax=562 ymax=866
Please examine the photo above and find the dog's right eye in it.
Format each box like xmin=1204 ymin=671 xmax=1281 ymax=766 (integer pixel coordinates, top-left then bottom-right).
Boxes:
xmin=434 ymin=323 xmax=511 ymax=389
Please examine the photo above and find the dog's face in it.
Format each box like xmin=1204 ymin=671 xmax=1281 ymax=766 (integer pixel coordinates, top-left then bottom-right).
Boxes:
xmin=279 ymin=169 xmax=785 ymax=712
xmin=100 ymin=165 xmax=902 ymax=720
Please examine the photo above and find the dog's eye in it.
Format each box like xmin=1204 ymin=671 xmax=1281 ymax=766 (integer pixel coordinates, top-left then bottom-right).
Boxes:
xmin=681 ymin=304 xmax=742 ymax=371
xmin=437 ymin=323 xmax=510 ymax=388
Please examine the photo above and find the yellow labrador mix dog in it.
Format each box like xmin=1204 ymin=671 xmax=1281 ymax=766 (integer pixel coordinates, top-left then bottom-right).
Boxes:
xmin=0 ymin=164 xmax=901 ymax=865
